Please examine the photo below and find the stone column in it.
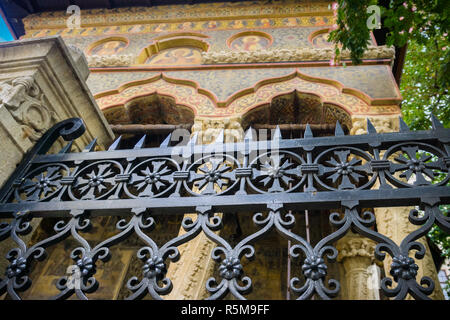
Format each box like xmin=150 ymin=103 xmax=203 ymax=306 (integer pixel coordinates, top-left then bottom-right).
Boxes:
xmin=350 ymin=115 xmax=444 ymax=300
xmin=0 ymin=36 xmax=114 ymax=298
xmin=336 ymin=231 xmax=379 ymax=300
xmin=165 ymin=117 xmax=244 ymax=300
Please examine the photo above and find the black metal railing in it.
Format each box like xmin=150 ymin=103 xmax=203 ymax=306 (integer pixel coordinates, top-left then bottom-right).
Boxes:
xmin=0 ymin=117 xmax=449 ymax=300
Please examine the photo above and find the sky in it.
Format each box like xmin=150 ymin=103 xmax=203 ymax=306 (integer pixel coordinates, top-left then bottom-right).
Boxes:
xmin=0 ymin=15 xmax=14 ymax=42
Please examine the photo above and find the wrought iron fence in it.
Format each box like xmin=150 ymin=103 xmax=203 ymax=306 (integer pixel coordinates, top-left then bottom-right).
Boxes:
xmin=0 ymin=117 xmax=449 ymax=300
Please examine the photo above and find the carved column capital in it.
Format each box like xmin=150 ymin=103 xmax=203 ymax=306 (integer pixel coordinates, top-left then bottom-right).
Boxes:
xmin=350 ymin=115 xmax=400 ymax=135
xmin=336 ymin=232 xmax=377 ymax=262
xmin=336 ymin=232 xmax=380 ymax=300
xmin=191 ymin=116 xmax=244 ymax=144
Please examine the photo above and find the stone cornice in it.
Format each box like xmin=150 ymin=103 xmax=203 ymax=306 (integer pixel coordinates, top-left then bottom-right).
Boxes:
xmin=202 ymin=46 xmax=395 ymax=65
xmin=23 ymin=0 xmax=332 ymax=31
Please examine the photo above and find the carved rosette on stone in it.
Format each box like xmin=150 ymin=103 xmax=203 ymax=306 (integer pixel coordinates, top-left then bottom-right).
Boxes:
xmin=0 ymin=76 xmax=57 ymax=141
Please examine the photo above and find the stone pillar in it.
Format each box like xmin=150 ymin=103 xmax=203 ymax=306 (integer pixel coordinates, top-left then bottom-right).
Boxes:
xmin=165 ymin=117 xmax=244 ymax=300
xmin=0 ymin=36 xmax=114 ymax=297
xmin=336 ymin=231 xmax=379 ymax=300
xmin=0 ymin=36 xmax=114 ymax=176
xmin=350 ymin=115 xmax=444 ymax=300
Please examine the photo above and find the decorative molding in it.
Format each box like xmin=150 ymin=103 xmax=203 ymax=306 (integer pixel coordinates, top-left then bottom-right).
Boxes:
xmin=202 ymin=46 xmax=395 ymax=64
xmin=84 ymin=46 xmax=394 ymax=67
xmin=0 ymin=76 xmax=57 ymax=141
xmin=23 ymin=1 xmax=333 ymax=31
xmin=95 ymin=70 xmax=401 ymax=120
xmin=87 ymin=54 xmax=135 ymax=67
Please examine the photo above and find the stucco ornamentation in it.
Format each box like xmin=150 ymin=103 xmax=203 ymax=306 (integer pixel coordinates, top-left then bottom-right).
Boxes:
xmin=350 ymin=115 xmax=400 ymax=135
xmin=192 ymin=117 xmax=244 ymax=144
xmin=202 ymin=46 xmax=395 ymax=64
xmin=87 ymin=54 xmax=134 ymax=67
xmin=85 ymin=46 xmax=394 ymax=67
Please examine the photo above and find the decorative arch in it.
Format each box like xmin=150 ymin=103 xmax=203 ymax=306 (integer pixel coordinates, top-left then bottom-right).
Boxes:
xmin=93 ymin=70 xmax=400 ymax=120
xmin=102 ymin=93 xmax=195 ymax=125
xmin=136 ymin=38 xmax=209 ymax=65
xmin=240 ymin=91 xmax=352 ymax=131
xmin=227 ymin=30 xmax=273 ymax=51
xmin=216 ymin=70 xmax=400 ymax=117
xmin=308 ymin=28 xmax=333 ymax=47
xmin=85 ymin=36 xmax=129 ymax=56
xmin=95 ymin=73 xmax=216 ymax=117
xmin=307 ymin=28 xmax=377 ymax=47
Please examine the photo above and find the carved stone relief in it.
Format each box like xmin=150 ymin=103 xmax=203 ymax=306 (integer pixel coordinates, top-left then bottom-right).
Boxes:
xmin=202 ymin=46 xmax=395 ymax=65
xmin=191 ymin=117 xmax=244 ymax=144
xmin=86 ymin=54 xmax=134 ymax=67
xmin=0 ymin=76 xmax=58 ymax=141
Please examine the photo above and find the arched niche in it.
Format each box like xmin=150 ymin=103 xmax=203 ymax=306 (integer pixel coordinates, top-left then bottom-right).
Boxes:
xmin=102 ymin=93 xmax=195 ymax=125
xmin=86 ymin=36 xmax=129 ymax=56
xmin=136 ymin=38 xmax=209 ymax=65
xmin=240 ymin=90 xmax=352 ymax=134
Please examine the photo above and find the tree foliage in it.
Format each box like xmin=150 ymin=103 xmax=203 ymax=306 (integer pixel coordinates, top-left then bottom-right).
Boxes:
xmin=329 ymin=0 xmax=449 ymax=88
xmin=328 ymin=0 xmax=449 ymax=296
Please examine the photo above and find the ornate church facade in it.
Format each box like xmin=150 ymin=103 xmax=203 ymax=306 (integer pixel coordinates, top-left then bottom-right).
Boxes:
xmin=0 ymin=0 xmax=446 ymax=300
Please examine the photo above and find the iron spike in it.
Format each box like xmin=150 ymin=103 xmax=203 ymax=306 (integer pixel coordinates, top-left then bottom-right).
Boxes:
xmin=214 ymin=129 xmax=224 ymax=144
xmin=244 ymin=126 xmax=254 ymax=142
xmin=334 ymin=120 xmax=345 ymax=136
xmin=58 ymin=140 xmax=73 ymax=153
xmin=133 ymin=135 xmax=147 ymax=149
xmin=366 ymin=118 xmax=377 ymax=134
xmin=273 ymin=125 xmax=282 ymax=140
xmin=82 ymin=138 xmax=97 ymax=152
xmin=431 ymin=114 xmax=444 ymax=130
xmin=108 ymin=135 xmax=122 ymax=151
xmin=398 ymin=117 xmax=410 ymax=132
xmin=160 ymin=133 xmax=172 ymax=148
xmin=304 ymin=123 xmax=313 ymax=138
